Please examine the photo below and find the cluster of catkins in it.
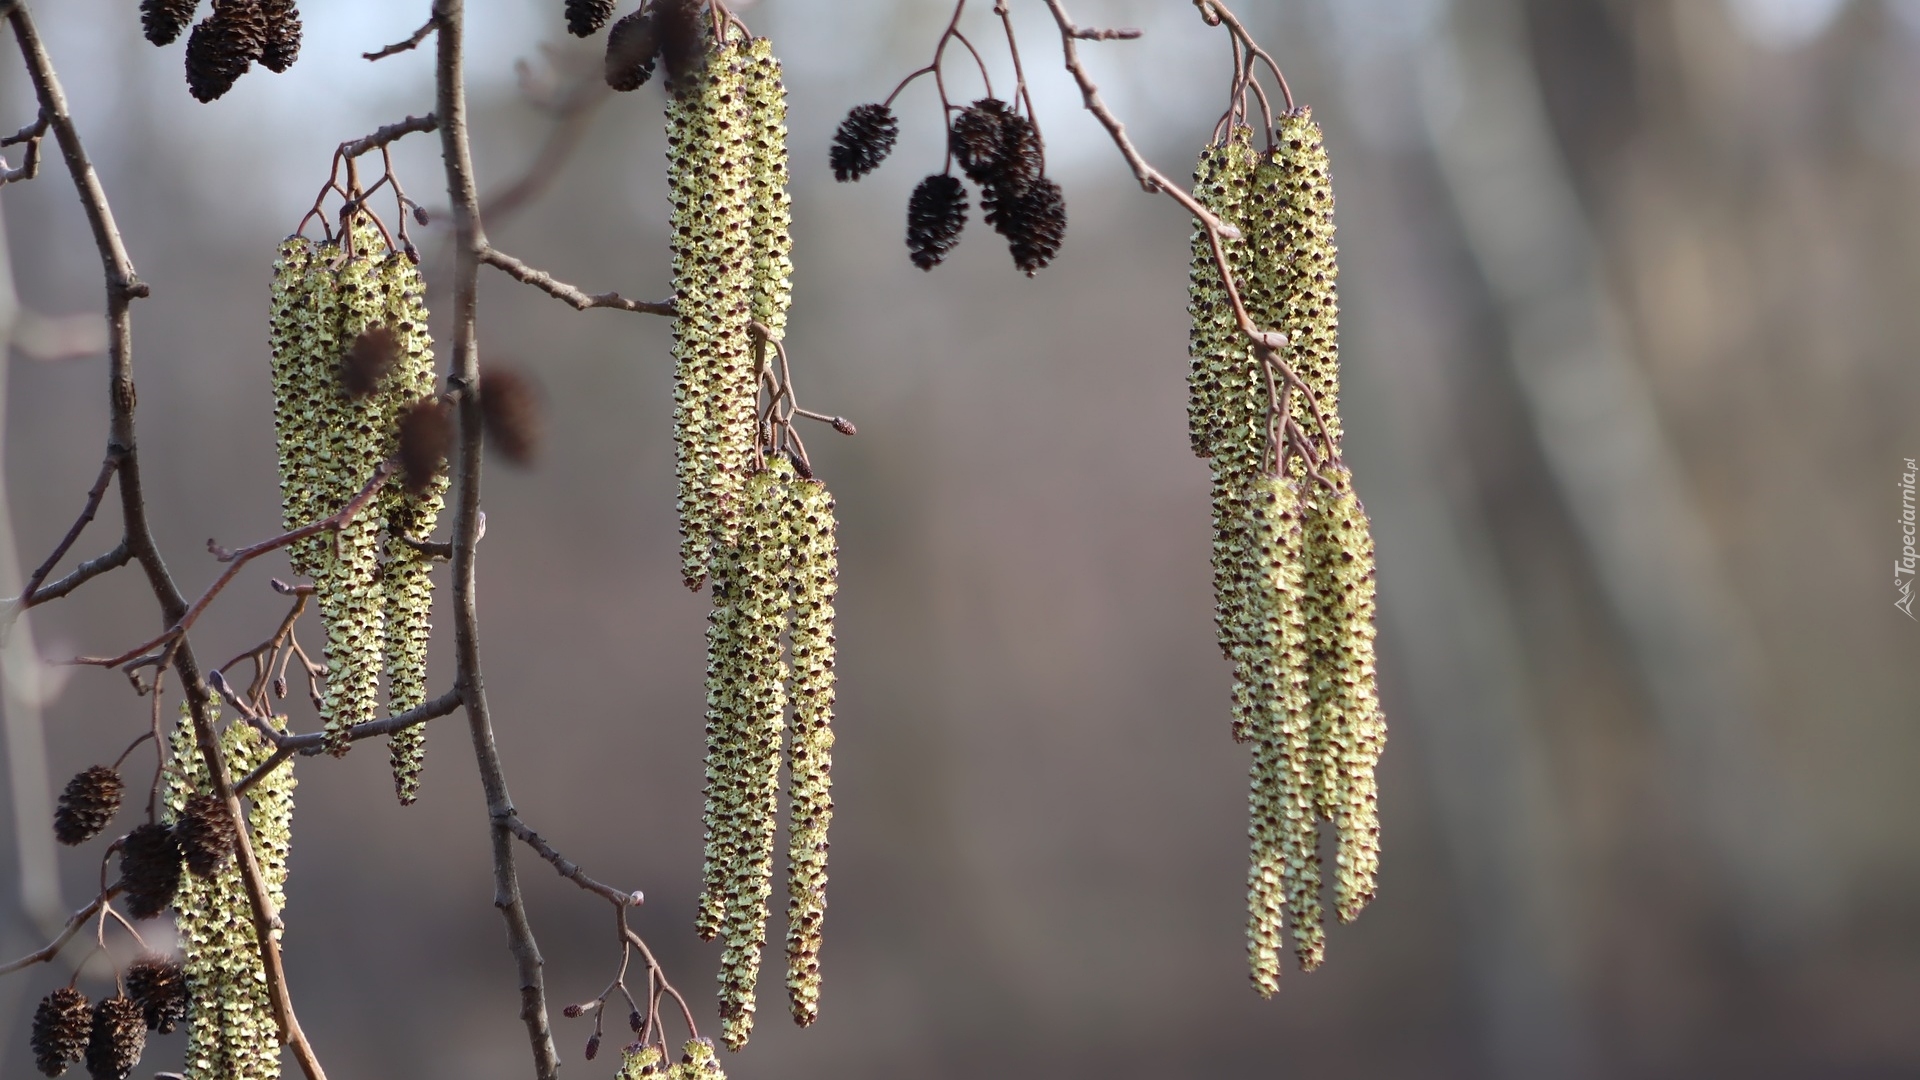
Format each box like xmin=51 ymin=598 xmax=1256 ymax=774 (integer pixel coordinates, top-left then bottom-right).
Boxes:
xmin=164 ymin=705 xmax=299 ymax=1080
xmin=831 ymin=98 xmax=1068 ymax=274
xmin=139 ymin=0 xmax=302 ymax=102
xmin=1187 ymin=110 xmax=1385 ymax=996
xmin=270 ymin=215 xmax=445 ymax=802
xmin=30 ymin=702 xmax=287 ymax=1079
xmin=616 ymin=1038 xmax=727 ymax=1079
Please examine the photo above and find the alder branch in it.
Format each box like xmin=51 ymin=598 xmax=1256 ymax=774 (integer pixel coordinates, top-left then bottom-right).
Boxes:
xmin=4 ymin=7 xmax=328 ymax=1077
xmin=501 ymin=813 xmax=642 ymax=910
xmin=221 ymin=684 xmax=466 ymax=796
xmin=0 ymin=886 xmax=116 ymax=977
xmin=365 ymin=18 xmax=437 ymax=61
xmin=0 ymin=448 xmax=122 ymax=625
xmin=15 ymin=541 xmax=131 ymax=611
xmin=480 ymin=246 xmax=676 ymax=316
xmin=340 ymin=113 xmax=438 ymax=158
xmin=433 ymin=2 xmax=564 ymax=1075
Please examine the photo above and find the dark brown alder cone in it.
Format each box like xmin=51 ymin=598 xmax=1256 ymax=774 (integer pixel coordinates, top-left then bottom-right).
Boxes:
xmin=83 ymin=996 xmax=144 ymax=1080
xmin=398 ymin=398 xmax=454 ymax=495
xmin=31 ymin=988 xmax=89 ymax=1077
xmin=124 ymin=956 xmax=188 ymax=1034
xmin=989 ymin=176 xmax=1067 ymax=275
xmin=829 ymin=103 xmax=897 ymax=182
xmin=566 ymin=0 xmax=617 ymax=36
xmin=183 ymin=0 xmax=265 ymax=102
xmin=175 ymin=793 xmax=237 ymax=878
xmin=341 ymin=326 xmax=398 ymax=399
xmin=256 ymin=0 xmax=301 ymax=72
xmin=605 ymin=8 xmax=659 ymax=92
xmin=479 ymin=367 xmax=543 ymax=465
xmin=53 ymin=766 xmax=123 ymax=846
xmin=906 ymin=174 xmax=967 ymax=270
xmin=655 ymin=0 xmax=708 ymax=91
xmin=118 ymin=823 xmax=183 ymax=920
xmin=140 ymin=0 xmax=198 ymax=46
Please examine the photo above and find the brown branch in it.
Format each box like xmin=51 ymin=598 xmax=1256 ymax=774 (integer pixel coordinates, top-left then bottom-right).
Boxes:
xmin=15 ymin=540 xmax=131 ymax=611
xmin=502 ymin=813 xmax=642 ymax=909
xmin=1071 ymin=25 xmax=1141 ymax=40
xmin=225 ymin=686 xmax=465 ymax=797
xmin=0 ymin=886 xmax=115 ymax=976
xmin=340 ymin=113 xmax=438 ymax=159
xmin=364 ymin=18 xmax=436 ymax=60
xmin=5 ymin=8 xmax=326 ymax=1077
xmin=480 ymin=246 xmax=675 ymax=316
xmin=0 ymin=419 xmax=122 ymax=628
xmin=81 ymin=464 xmax=392 ymax=671
xmin=434 ymin=3 xmax=563 ymax=1076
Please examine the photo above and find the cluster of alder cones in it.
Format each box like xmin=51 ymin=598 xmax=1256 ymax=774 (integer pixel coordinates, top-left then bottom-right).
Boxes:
xmin=140 ymin=0 xmax=302 ymax=102
xmin=829 ymin=98 xmax=1068 ymax=275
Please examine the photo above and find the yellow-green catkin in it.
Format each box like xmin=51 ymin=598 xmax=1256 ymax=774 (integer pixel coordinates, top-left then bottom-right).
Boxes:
xmin=1273 ymin=108 xmax=1340 ymax=470
xmin=668 ymin=29 xmax=756 ymax=590
xmin=270 ymin=215 xmax=441 ymax=766
xmin=1242 ymin=477 xmax=1323 ymax=993
xmin=1187 ymin=125 xmax=1255 ymax=464
xmin=1304 ymin=465 xmax=1382 ymax=923
xmin=166 ymin=702 xmax=296 ymax=1080
xmin=716 ymin=461 xmax=793 ymax=1051
xmin=743 ymin=37 xmax=792 ymax=343
xmin=618 ymin=1044 xmax=664 ymax=1079
xmin=666 ymin=1038 xmax=725 ymax=1079
xmin=374 ymin=248 xmax=443 ymax=804
xmin=783 ymin=474 xmax=836 ymax=1027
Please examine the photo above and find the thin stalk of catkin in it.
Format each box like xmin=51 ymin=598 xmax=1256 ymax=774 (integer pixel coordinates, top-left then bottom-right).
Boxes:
xmin=1305 ymin=464 xmax=1383 ymax=922
xmin=1274 ymin=108 xmax=1340 ymax=470
xmin=375 ymin=248 xmax=443 ymax=803
xmin=717 ymin=462 xmax=793 ymax=1051
xmin=784 ymin=474 xmax=836 ymax=1027
xmin=668 ymin=29 xmax=755 ymax=590
xmin=166 ymin=702 xmax=297 ymax=1080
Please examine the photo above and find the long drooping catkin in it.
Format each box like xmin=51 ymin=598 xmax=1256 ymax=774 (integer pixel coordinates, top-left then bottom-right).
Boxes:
xmin=743 ymin=37 xmax=792 ymax=343
xmin=374 ymin=249 xmax=443 ymax=803
xmin=166 ymin=703 xmax=296 ymax=1080
xmin=784 ymin=474 xmax=836 ymax=1027
xmin=668 ymin=30 xmax=755 ymax=591
xmin=715 ymin=463 xmax=791 ymax=1051
xmin=1304 ymin=465 xmax=1382 ymax=923
xmin=1274 ymin=108 xmax=1340 ymax=469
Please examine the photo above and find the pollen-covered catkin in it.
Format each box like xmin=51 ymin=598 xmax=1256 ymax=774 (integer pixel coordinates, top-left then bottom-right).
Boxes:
xmin=716 ymin=463 xmax=793 ymax=1051
xmin=668 ymin=28 xmax=755 ymax=590
xmin=743 ymin=37 xmax=792 ymax=343
xmin=166 ymin=702 xmax=296 ymax=1080
xmin=1273 ymin=108 xmax=1341 ymax=473
xmin=1304 ymin=465 xmax=1382 ymax=923
xmin=374 ymin=248 xmax=443 ymax=803
xmin=784 ymin=475 xmax=837 ymax=1027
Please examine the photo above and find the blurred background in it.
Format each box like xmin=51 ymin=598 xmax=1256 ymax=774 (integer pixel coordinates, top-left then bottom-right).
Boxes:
xmin=1 ymin=0 xmax=1917 ymax=1076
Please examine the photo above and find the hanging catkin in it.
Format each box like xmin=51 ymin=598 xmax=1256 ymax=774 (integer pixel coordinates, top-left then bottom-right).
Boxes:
xmin=667 ymin=28 xmax=756 ymax=591
xmin=271 ymin=217 xmax=441 ymax=767
xmin=1273 ymin=108 xmax=1341 ymax=471
xmin=373 ymin=249 xmax=443 ymax=803
xmin=784 ymin=472 xmax=836 ymax=1027
xmin=743 ymin=37 xmax=792 ymax=343
xmin=166 ymin=702 xmax=296 ymax=1080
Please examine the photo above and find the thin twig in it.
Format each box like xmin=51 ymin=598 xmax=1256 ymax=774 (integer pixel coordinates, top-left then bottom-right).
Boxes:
xmin=364 ymin=19 xmax=436 ymax=61
xmin=501 ymin=813 xmax=642 ymax=910
xmin=0 ymin=448 xmax=121 ymax=626
xmin=479 ymin=246 xmax=675 ymax=316
xmin=0 ymin=887 xmax=116 ymax=976
xmin=340 ymin=114 xmax=438 ymax=159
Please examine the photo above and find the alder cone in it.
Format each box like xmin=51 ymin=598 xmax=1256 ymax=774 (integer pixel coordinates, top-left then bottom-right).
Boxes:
xmin=53 ymin=766 xmax=123 ymax=846
xmin=257 ymin=0 xmax=301 ymax=72
xmin=183 ymin=0 xmax=266 ymax=102
xmin=566 ymin=0 xmax=616 ymax=36
xmin=118 ymin=823 xmax=183 ymax=919
xmin=176 ymin=793 xmax=238 ymax=878
xmin=124 ymin=956 xmax=189 ymax=1034
xmin=31 ymin=988 xmax=89 ymax=1077
xmin=905 ymin=174 xmax=967 ymax=270
xmin=829 ymin=103 xmax=896 ymax=182
xmin=991 ymin=176 xmax=1067 ymax=275
xmin=140 ymin=0 xmax=198 ymax=46
xmin=82 ymin=996 xmax=145 ymax=1080
xmin=605 ymin=9 xmax=660 ymax=92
